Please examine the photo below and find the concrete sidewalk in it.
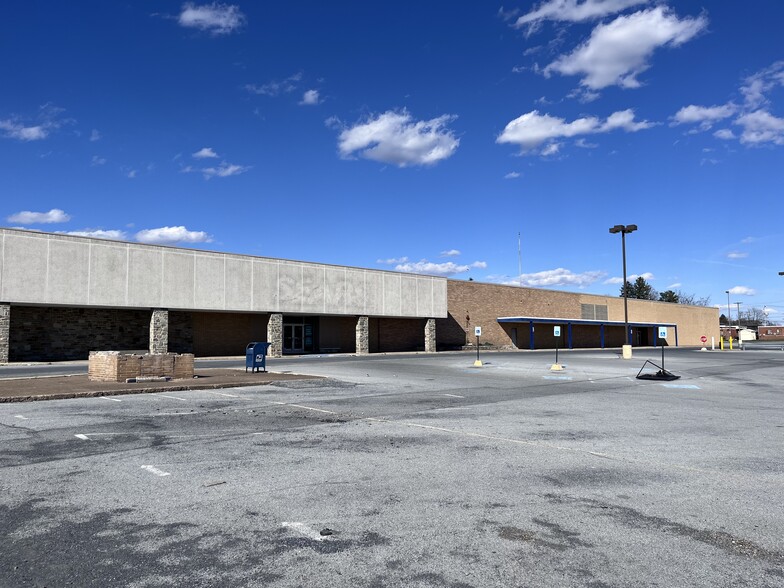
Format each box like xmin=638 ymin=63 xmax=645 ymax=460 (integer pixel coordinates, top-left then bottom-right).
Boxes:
xmin=0 ymin=368 xmax=319 ymax=403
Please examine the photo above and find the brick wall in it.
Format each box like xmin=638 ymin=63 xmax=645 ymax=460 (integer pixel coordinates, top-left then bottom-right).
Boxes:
xmin=10 ymin=307 xmax=151 ymax=361
xmin=189 ymin=311 xmax=268 ymax=356
xmin=370 ymin=318 xmax=428 ymax=352
xmin=88 ymin=351 xmax=194 ymax=382
xmin=439 ymin=280 xmax=719 ymax=349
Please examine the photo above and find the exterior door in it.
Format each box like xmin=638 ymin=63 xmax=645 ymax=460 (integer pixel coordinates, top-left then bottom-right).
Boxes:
xmin=283 ymin=324 xmax=304 ymax=353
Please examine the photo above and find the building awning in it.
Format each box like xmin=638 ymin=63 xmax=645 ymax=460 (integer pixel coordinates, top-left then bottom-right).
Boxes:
xmin=497 ymin=316 xmax=676 ymax=328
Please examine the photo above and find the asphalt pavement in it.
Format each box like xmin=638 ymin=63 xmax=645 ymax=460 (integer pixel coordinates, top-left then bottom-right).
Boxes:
xmin=1 ymin=348 xmax=782 ymax=587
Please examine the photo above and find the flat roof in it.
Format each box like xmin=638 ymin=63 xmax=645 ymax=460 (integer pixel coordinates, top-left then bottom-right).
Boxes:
xmin=497 ymin=316 xmax=677 ymax=327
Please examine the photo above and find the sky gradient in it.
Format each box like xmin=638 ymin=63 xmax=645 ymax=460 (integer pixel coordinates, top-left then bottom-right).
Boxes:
xmin=2 ymin=1 xmax=783 ymax=321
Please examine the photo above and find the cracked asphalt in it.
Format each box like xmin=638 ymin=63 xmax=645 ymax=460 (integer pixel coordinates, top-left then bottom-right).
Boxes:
xmin=1 ymin=349 xmax=782 ymax=587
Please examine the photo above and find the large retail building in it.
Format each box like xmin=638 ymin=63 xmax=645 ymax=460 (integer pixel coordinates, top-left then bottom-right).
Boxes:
xmin=0 ymin=228 xmax=719 ymax=363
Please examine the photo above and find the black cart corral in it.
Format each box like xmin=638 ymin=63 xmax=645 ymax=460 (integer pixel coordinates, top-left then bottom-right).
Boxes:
xmin=245 ymin=342 xmax=271 ymax=372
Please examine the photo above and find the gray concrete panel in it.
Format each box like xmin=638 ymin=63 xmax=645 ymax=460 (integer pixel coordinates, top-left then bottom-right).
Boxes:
xmin=2 ymin=234 xmax=48 ymax=303
xmin=416 ymin=277 xmax=433 ymax=317
xmin=194 ymin=253 xmax=225 ymax=309
xmin=47 ymin=239 xmax=89 ymax=305
xmin=161 ymin=251 xmax=195 ymax=309
xmin=301 ymin=265 xmax=325 ymax=313
xmin=277 ymin=262 xmax=302 ymax=313
xmin=364 ymin=272 xmax=384 ymax=315
xmin=434 ymin=279 xmax=448 ymax=317
xmin=401 ymin=275 xmax=417 ymax=318
xmin=344 ymin=269 xmax=365 ymax=314
xmin=324 ymin=267 xmax=347 ymax=314
xmin=252 ymin=260 xmax=279 ymax=312
xmin=383 ymin=273 xmax=402 ymax=316
xmin=89 ymin=243 xmax=127 ymax=306
xmin=128 ymin=247 xmax=162 ymax=307
xmin=225 ymin=257 xmax=252 ymax=310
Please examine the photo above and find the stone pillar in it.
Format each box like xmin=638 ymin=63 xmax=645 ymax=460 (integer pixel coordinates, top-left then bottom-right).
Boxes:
xmin=149 ymin=309 xmax=169 ymax=355
xmin=0 ymin=303 xmax=10 ymax=364
xmin=356 ymin=316 xmax=369 ymax=355
xmin=267 ymin=313 xmax=283 ymax=358
xmin=424 ymin=318 xmax=437 ymax=353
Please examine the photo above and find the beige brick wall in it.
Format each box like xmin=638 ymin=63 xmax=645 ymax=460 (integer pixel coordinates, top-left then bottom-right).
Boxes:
xmin=438 ymin=280 xmax=719 ymax=349
xmin=89 ymin=351 xmax=194 ymax=382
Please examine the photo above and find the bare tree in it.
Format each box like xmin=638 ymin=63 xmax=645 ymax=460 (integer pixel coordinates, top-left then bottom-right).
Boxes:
xmin=676 ymin=291 xmax=711 ymax=307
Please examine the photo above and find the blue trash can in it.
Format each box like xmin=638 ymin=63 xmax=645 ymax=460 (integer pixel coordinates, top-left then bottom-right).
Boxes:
xmin=245 ymin=342 xmax=271 ymax=373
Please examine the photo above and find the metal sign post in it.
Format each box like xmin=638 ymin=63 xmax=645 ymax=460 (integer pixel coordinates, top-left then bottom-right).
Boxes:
xmin=636 ymin=326 xmax=680 ymax=381
xmin=474 ymin=326 xmax=483 ymax=367
xmin=658 ymin=326 xmax=667 ymax=369
xmin=550 ymin=326 xmax=563 ymax=371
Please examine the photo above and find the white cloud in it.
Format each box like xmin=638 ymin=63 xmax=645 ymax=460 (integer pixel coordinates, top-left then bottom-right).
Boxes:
xmin=337 ymin=110 xmax=459 ymax=167
xmin=394 ymin=259 xmax=486 ymax=277
xmin=728 ymin=286 xmax=756 ymax=296
xmin=127 ymin=169 xmax=137 ymax=179
xmin=604 ymin=272 xmax=654 ymax=284
xmin=200 ymin=161 xmax=250 ymax=179
xmin=504 ymin=171 xmax=521 ymax=179
xmin=91 ymin=155 xmax=107 ymax=166
xmin=714 ymin=128 xmax=736 ymax=140
xmin=60 ymin=229 xmax=127 ymax=240
xmin=511 ymin=268 xmax=606 ymax=287
xmin=496 ymin=108 xmax=652 ymax=154
xmin=574 ymin=138 xmax=598 ymax=148
xmin=0 ymin=121 xmax=48 ymax=141
xmin=741 ymin=61 xmax=784 ymax=109
xmin=515 ymin=0 xmax=649 ymax=29
xmin=740 ymin=236 xmax=755 ymax=244
xmin=193 ymin=147 xmax=219 ymax=159
xmin=541 ymin=142 xmax=561 ymax=156
xmin=377 ymin=256 xmax=409 ymax=264
xmin=727 ymin=251 xmax=748 ymax=259
xmin=245 ymin=72 xmax=302 ymax=97
xmin=7 ymin=208 xmax=71 ymax=224
xmin=178 ymin=2 xmax=245 ymax=35
xmin=667 ymin=282 xmax=681 ymax=289
xmin=440 ymin=249 xmax=461 ymax=257
xmin=735 ymin=110 xmax=784 ymax=146
xmin=544 ymin=7 xmax=707 ymax=90
xmin=135 ymin=226 xmax=213 ymax=245
xmin=672 ymin=104 xmax=737 ymax=130
xmin=0 ymin=104 xmax=70 ymax=142
xmin=299 ymin=90 xmax=320 ymax=105
xmin=89 ymin=129 xmax=102 ymax=142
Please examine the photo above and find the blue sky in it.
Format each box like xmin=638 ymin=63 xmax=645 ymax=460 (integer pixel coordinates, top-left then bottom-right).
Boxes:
xmin=2 ymin=1 xmax=783 ymax=321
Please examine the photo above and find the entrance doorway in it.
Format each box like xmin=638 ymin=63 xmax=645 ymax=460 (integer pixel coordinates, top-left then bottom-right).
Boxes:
xmin=283 ymin=324 xmax=304 ymax=354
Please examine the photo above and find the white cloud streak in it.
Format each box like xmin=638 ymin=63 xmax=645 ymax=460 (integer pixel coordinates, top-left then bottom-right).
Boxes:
xmin=604 ymin=272 xmax=654 ymax=284
xmin=337 ymin=110 xmax=459 ymax=167
xmin=727 ymin=252 xmax=748 ymax=259
xmin=7 ymin=208 xmax=71 ymax=224
xmin=544 ymin=7 xmax=707 ymax=90
xmin=200 ymin=161 xmax=250 ymax=179
xmin=672 ymin=104 xmax=737 ymax=130
xmin=440 ymin=249 xmax=461 ymax=257
xmin=193 ymin=147 xmax=219 ymax=159
xmin=299 ymin=90 xmax=320 ymax=105
xmin=394 ymin=260 xmax=486 ymax=277
xmin=135 ymin=226 xmax=213 ymax=245
xmin=0 ymin=103 xmax=70 ymax=141
xmin=515 ymin=0 xmax=649 ymax=29
xmin=728 ymin=286 xmax=756 ymax=296
xmin=497 ymin=108 xmax=652 ymax=154
xmin=178 ymin=2 xmax=245 ymax=35
xmin=245 ymin=73 xmax=302 ymax=97
xmin=60 ymin=229 xmax=128 ymax=240
xmin=510 ymin=268 xmax=606 ymax=287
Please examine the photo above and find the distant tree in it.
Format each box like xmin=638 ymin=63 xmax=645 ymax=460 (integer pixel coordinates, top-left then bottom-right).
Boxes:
xmin=675 ymin=291 xmax=711 ymax=307
xmin=719 ymin=313 xmax=728 ymax=325
xmin=659 ymin=290 xmax=679 ymax=303
xmin=740 ymin=307 xmax=767 ymax=327
xmin=620 ymin=277 xmax=657 ymax=300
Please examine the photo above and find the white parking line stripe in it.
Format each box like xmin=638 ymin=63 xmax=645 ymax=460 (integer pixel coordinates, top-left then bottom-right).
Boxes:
xmin=101 ymin=396 xmax=122 ymax=402
xmin=270 ymin=401 xmax=337 ymax=414
xmin=141 ymin=465 xmax=171 ymax=477
xmin=661 ymin=384 xmax=700 ymax=389
xmin=205 ymin=391 xmax=240 ymax=398
xmin=14 ymin=415 xmax=29 ymax=420
xmin=75 ymin=434 xmax=90 ymax=440
xmin=281 ymin=522 xmax=326 ymax=541
xmin=442 ymin=394 xmax=465 ymax=398
xmin=158 ymin=394 xmax=187 ymax=401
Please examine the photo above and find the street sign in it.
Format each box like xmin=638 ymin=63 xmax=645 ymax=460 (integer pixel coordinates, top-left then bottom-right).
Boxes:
xmin=700 ymin=335 xmax=708 ymax=343
xmin=475 ymin=326 xmax=482 ymax=337
xmin=553 ymin=326 xmax=561 ymax=337
xmin=658 ymin=326 xmax=668 ymax=339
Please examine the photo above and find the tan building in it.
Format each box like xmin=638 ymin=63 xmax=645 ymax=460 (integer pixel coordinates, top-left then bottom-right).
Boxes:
xmin=437 ymin=281 xmax=719 ymax=350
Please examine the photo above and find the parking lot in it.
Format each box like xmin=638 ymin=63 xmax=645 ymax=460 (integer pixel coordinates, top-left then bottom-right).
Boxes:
xmin=1 ymin=349 xmax=783 ymax=587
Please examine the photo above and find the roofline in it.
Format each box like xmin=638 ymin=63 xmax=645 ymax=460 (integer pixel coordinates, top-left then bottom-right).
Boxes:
xmin=497 ymin=316 xmax=677 ymax=327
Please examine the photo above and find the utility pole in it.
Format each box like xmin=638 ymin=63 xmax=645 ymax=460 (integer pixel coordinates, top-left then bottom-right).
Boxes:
xmin=735 ymin=302 xmax=742 ymax=327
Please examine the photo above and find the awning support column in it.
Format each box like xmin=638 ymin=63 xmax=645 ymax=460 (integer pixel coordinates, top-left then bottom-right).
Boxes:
xmin=529 ymin=321 xmax=535 ymax=350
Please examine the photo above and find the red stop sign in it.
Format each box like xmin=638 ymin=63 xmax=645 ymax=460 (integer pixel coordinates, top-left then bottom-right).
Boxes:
xmin=700 ymin=335 xmax=708 ymax=343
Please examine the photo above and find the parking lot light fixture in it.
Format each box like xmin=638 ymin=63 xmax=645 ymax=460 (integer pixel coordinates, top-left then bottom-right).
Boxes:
xmin=609 ymin=224 xmax=637 ymax=359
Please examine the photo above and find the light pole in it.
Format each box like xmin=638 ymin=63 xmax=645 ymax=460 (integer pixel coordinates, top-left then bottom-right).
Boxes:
xmin=735 ymin=302 xmax=742 ymax=327
xmin=609 ymin=224 xmax=637 ymax=359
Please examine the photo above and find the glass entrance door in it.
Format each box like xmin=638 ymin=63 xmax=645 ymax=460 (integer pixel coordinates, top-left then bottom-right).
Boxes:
xmin=283 ymin=324 xmax=304 ymax=354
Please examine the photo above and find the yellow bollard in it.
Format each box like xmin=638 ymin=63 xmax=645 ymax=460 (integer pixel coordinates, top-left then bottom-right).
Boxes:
xmin=720 ymin=337 xmax=724 ymax=350
xmin=729 ymin=336 xmax=733 ymax=350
